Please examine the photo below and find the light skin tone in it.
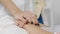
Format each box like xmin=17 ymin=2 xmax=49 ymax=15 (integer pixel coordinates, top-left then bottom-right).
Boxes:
xmin=0 ymin=0 xmax=39 ymax=27
xmin=16 ymin=17 xmax=53 ymax=34
xmin=0 ymin=0 xmax=53 ymax=34
xmin=17 ymin=22 xmax=53 ymax=34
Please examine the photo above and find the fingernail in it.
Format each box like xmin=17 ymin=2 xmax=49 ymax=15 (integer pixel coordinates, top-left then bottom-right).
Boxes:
xmin=35 ymin=24 xmax=39 ymax=26
xmin=31 ymin=22 xmax=33 ymax=24
xmin=26 ymin=21 xmax=29 ymax=24
xmin=26 ymin=22 xmax=28 ymax=24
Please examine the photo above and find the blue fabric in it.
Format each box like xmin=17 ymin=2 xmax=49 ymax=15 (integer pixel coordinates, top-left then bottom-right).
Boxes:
xmin=38 ymin=14 xmax=44 ymax=24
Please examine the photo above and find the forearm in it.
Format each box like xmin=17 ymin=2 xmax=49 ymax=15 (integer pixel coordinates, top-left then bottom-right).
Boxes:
xmin=23 ymin=24 xmax=53 ymax=34
xmin=0 ymin=0 xmax=22 ymax=16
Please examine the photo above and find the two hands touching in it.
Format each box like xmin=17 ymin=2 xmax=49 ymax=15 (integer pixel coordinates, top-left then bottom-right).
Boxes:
xmin=0 ymin=0 xmax=39 ymax=28
xmin=13 ymin=11 xmax=53 ymax=34
xmin=0 ymin=0 xmax=52 ymax=34
xmin=14 ymin=11 xmax=39 ymax=28
xmin=14 ymin=11 xmax=43 ymax=34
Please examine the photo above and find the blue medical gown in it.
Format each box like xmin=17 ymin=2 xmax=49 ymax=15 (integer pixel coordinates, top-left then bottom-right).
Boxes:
xmin=38 ymin=14 xmax=44 ymax=24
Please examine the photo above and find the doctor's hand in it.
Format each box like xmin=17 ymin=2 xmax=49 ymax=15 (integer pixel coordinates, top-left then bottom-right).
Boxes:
xmin=14 ymin=11 xmax=39 ymax=27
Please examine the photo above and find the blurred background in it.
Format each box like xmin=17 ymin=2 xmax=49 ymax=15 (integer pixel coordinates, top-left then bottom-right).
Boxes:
xmin=45 ymin=0 xmax=60 ymax=32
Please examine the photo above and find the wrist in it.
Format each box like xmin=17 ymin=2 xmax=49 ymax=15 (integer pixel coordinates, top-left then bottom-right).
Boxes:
xmin=23 ymin=24 xmax=28 ymax=29
xmin=23 ymin=24 xmax=31 ymax=30
xmin=12 ymin=11 xmax=23 ymax=17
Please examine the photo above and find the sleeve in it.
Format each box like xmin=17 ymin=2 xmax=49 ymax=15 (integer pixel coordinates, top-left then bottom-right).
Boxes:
xmin=41 ymin=7 xmax=49 ymax=26
xmin=34 ymin=0 xmax=46 ymax=18
xmin=40 ymin=0 xmax=50 ymax=26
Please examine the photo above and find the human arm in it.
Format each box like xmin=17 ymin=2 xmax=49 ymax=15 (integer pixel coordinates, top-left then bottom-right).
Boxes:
xmin=0 ymin=0 xmax=22 ymax=16
xmin=23 ymin=24 xmax=53 ymax=34
xmin=0 ymin=0 xmax=39 ymax=27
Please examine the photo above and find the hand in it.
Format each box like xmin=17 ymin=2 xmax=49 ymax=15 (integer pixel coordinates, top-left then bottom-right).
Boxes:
xmin=23 ymin=24 xmax=41 ymax=34
xmin=22 ymin=24 xmax=52 ymax=34
xmin=14 ymin=11 xmax=39 ymax=27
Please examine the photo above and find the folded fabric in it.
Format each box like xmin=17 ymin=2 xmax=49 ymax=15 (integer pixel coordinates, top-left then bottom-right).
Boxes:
xmin=0 ymin=15 xmax=29 ymax=34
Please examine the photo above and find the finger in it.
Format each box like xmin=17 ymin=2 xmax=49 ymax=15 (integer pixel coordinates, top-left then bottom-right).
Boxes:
xmin=16 ymin=20 xmax=25 ymax=28
xmin=23 ymin=15 xmax=31 ymax=23
xmin=27 ymin=12 xmax=38 ymax=24
xmin=17 ymin=16 xmax=27 ymax=24
xmin=29 ymin=15 xmax=39 ymax=24
xmin=30 ymin=14 xmax=39 ymax=24
xmin=28 ymin=11 xmax=37 ymax=19
xmin=24 ymin=14 xmax=38 ymax=24
xmin=15 ymin=20 xmax=19 ymax=26
xmin=25 ymin=12 xmax=38 ymax=24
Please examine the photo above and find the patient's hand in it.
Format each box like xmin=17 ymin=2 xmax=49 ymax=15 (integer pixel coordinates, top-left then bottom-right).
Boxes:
xmin=23 ymin=24 xmax=40 ymax=34
xmin=22 ymin=24 xmax=53 ymax=34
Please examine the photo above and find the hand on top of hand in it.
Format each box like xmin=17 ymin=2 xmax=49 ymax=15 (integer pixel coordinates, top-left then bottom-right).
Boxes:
xmin=14 ymin=11 xmax=39 ymax=27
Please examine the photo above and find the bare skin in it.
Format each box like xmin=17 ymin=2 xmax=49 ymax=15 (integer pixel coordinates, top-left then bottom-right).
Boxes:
xmin=0 ymin=0 xmax=53 ymax=34
xmin=16 ymin=19 xmax=53 ymax=34
xmin=0 ymin=0 xmax=38 ymax=27
xmin=23 ymin=23 xmax=53 ymax=34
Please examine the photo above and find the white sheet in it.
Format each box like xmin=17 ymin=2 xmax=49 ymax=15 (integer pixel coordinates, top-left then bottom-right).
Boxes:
xmin=0 ymin=4 xmax=29 ymax=34
xmin=0 ymin=15 xmax=29 ymax=34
